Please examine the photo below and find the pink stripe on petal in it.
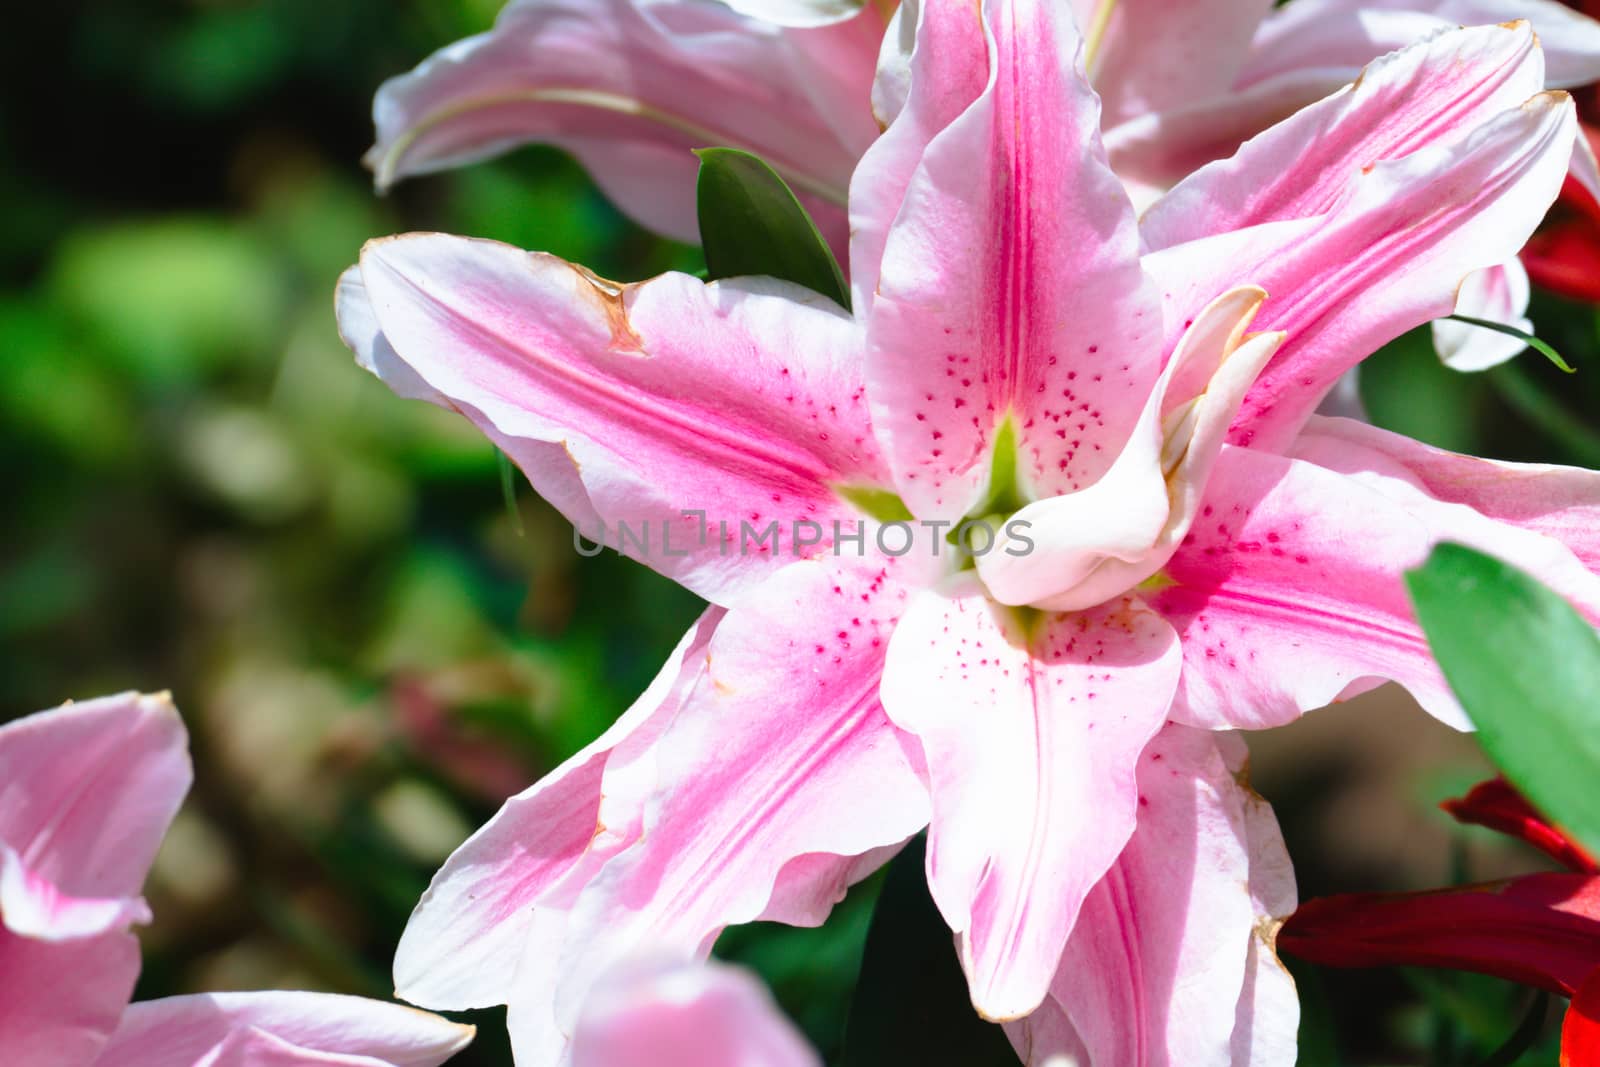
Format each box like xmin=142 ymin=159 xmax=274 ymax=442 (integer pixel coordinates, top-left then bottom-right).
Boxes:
xmin=1155 ymin=443 xmax=1600 ymax=731
xmin=351 ymin=234 xmax=888 ymax=605
xmin=552 ymin=557 xmax=929 ymax=1032
xmin=1007 ymin=727 xmax=1295 ymax=1067
xmin=1147 ymin=87 xmax=1574 ymax=453
xmin=1294 ymin=414 xmax=1600 ymax=578
xmin=1144 ymin=22 xmax=1547 ymax=253
xmin=393 ymin=611 xmax=720 ymax=1012
xmin=865 ymin=0 xmax=1161 ymax=519
xmin=882 ymin=588 xmax=1181 ymax=1020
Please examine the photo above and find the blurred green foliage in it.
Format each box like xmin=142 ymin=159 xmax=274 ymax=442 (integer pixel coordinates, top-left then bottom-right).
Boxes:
xmin=5 ymin=3 xmax=1600 ymax=1065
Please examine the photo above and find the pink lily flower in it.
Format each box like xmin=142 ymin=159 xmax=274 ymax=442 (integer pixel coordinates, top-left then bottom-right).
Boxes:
xmin=0 ymin=692 xmax=475 ymax=1067
xmin=339 ymin=6 xmax=1597 ymax=1064
xmin=334 ymin=6 xmax=1587 ymax=1062
xmin=569 ymin=957 xmax=819 ymax=1067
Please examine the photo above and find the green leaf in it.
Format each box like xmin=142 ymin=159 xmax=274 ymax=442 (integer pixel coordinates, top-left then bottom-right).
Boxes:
xmin=1405 ymin=543 xmax=1600 ymax=856
xmin=1444 ymin=315 xmax=1574 ymax=373
xmin=694 ymin=147 xmax=849 ymax=310
xmin=841 ymin=836 xmax=1016 ymax=1067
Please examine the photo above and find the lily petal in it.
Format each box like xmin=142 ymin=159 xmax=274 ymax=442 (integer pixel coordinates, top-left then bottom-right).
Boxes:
xmin=1281 ymin=871 xmax=1600 ymax=996
xmin=1433 ymin=259 xmax=1533 ymax=371
xmin=881 ymin=587 xmax=1181 ymax=1020
xmin=571 ymin=958 xmax=819 ymax=1067
xmin=865 ymin=0 xmax=1161 ymax=519
xmin=392 ymin=610 xmax=719 ymax=1012
xmin=0 ymin=924 xmax=142 ymax=1067
xmin=346 ymin=234 xmax=890 ymax=605
xmin=1443 ymin=777 xmax=1599 ymax=874
xmin=1242 ymin=0 xmax=1600 ymax=92
xmin=551 ymin=558 xmax=929 ymax=1033
xmin=0 ymin=691 xmax=190 ymax=901
xmin=98 ymin=992 xmax=473 ymax=1067
xmin=848 ymin=0 xmax=987 ymax=309
xmin=0 ymin=845 xmax=149 ymax=941
xmin=1004 ymin=727 xmax=1295 ymax=1067
xmin=1072 ymin=0 xmax=1275 ymax=128
xmin=1293 ymin=413 xmax=1600 ymax=577
xmin=1147 ymin=80 xmax=1574 ymax=453
xmin=1143 ymin=22 xmax=1547 ymax=253
xmin=366 ymin=0 xmax=881 ymax=252
xmin=1151 ymin=443 xmax=1600 ymax=731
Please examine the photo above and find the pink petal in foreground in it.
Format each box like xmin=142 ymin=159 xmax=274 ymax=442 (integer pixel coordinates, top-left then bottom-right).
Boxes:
xmin=571 ymin=958 xmax=818 ymax=1067
xmin=393 ymin=610 xmax=720 ymax=1012
xmin=1153 ymin=442 xmax=1600 ymax=731
xmin=1005 ymin=727 xmax=1297 ymax=1067
xmin=0 ymin=691 xmax=190 ymax=900
xmin=1147 ymin=79 xmax=1574 ymax=453
xmin=97 ymin=992 xmax=473 ymax=1067
xmin=1143 ymin=21 xmax=1546 ymax=253
xmin=348 ymin=234 xmax=889 ymax=605
xmin=366 ymin=0 xmax=881 ymax=252
xmin=882 ymin=586 xmax=1181 ymax=1020
xmin=550 ymin=558 xmax=929 ymax=1042
xmin=1292 ymin=413 xmax=1600 ymax=578
xmin=865 ymin=0 xmax=1160 ymax=519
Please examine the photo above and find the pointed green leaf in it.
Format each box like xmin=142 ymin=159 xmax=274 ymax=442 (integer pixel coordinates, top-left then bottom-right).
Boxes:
xmin=694 ymin=147 xmax=849 ymax=310
xmin=1443 ymin=314 xmax=1574 ymax=373
xmin=841 ymin=836 xmax=1016 ymax=1067
xmin=1405 ymin=543 xmax=1600 ymax=856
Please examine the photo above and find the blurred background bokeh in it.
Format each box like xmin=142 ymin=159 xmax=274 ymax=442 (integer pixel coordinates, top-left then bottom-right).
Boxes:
xmin=5 ymin=3 xmax=1600 ymax=1064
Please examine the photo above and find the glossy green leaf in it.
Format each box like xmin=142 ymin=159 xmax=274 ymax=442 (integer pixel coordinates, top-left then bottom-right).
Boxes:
xmin=841 ymin=836 xmax=1016 ymax=1067
xmin=694 ymin=147 xmax=849 ymax=310
xmin=1405 ymin=543 xmax=1600 ymax=856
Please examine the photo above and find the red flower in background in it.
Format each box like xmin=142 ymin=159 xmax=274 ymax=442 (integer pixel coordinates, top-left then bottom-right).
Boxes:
xmin=1280 ymin=778 xmax=1600 ymax=1064
xmin=1524 ymin=125 xmax=1600 ymax=304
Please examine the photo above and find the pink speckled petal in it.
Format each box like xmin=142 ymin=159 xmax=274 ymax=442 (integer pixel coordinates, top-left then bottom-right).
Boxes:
xmin=881 ymin=586 xmax=1181 ymax=1020
xmin=345 ymin=234 xmax=890 ymax=605
xmin=1153 ymin=443 xmax=1600 ymax=731
xmin=366 ymin=0 xmax=881 ymax=253
xmin=865 ymin=0 xmax=1161 ymax=520
xmin=393 ymin=610 xmax=719 ymax=1012
xmin=571 ymin=958 xmax=818 ymax=1067
xmin=552 ymin=557 xmax=929 ymax=1034
xmin=99 ymin=992 xmax=473 ymax=1067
